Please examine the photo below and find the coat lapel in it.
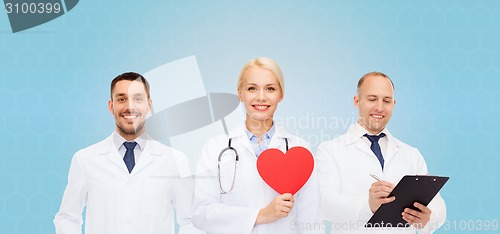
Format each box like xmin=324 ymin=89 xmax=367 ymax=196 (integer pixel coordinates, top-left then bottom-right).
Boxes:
xmin=130 ymin=138 xmax=161 ymax=177
xmin=103 ymin=134 xmax=161 ymax=176
xmin=354 ymin=140 xmax=376 ymax=156
xmin=268 ymin=126 xmax=290 ymax=152
xmin=346 ymin=124 xmax=402 ymax=169
xmin=383 ymin=131 xmax=400 ymax=166
xmin=102 ymin=135 xmax=130 ymax=174
xmin=228 ymin=124 xmax=254 ymax=159
xmin=346 ymin=124 xmax=375 ymax=157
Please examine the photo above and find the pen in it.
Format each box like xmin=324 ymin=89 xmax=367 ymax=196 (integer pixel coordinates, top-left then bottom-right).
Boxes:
xmin=370 ymin=174 xmax=381 ymax=181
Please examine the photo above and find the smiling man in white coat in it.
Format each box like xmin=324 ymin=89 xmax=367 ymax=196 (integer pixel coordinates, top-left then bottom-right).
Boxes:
xmin=54 ymin=72 xmax=203 ymax=234
xmin=316 ymin=72 xmax=446 ymax=233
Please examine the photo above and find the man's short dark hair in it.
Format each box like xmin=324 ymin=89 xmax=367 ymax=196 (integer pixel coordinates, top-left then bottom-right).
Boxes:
xmin=110 ymin=72 xmax=150 ymax=99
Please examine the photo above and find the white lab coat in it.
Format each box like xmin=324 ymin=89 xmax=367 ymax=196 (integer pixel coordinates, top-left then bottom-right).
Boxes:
xmin=192 ymin=124 xmax=323 ymax=234
xmin=316 ymin=124 xmax=446 ymax=234
xmin=54 ymin=133 xmax=203 ymax=234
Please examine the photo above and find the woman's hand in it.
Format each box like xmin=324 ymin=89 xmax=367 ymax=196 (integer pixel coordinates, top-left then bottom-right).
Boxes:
xmin=255 ymin=193 xmax=294 ymax=225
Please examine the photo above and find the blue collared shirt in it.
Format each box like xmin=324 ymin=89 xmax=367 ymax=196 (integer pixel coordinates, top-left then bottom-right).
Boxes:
xmin=245 ymin=125 xmax=276 ymax=157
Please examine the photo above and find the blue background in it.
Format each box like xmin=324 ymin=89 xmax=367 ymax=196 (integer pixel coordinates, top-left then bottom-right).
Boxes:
xmin=1 ymin=0 xmax=499 ymax=233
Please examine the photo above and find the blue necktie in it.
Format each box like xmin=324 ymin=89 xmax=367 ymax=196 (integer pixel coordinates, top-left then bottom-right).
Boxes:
xmin=123 ymin=142 xmax=137 ymax=173
xmin=364 ymin=133 xmax=386 ymax=170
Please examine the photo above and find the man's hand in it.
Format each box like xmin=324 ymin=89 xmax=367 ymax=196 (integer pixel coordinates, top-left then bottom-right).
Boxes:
xmin=402 ymin=202 xmax=432 ymax=229
xmin=368 ymin=180 xmax=396 ymax=213
xmin=255 ymin=193 xmax=294 ymax=225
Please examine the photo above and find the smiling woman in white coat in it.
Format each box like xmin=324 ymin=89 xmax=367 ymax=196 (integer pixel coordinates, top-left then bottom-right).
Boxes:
xmin=192 ymin=58 xmax=322 ymax=234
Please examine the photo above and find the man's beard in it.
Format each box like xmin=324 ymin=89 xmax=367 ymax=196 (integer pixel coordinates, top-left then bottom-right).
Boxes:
xmin=116 ymin=121 xmax=145 ymax=135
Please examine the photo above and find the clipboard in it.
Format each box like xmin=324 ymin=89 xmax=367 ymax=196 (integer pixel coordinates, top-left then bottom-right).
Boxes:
xmin=365 ymin=175 xmax=449 ymax=228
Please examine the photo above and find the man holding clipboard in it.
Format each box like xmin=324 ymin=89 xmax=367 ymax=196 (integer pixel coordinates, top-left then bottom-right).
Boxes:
xmin=316 ymin=72 xmax=446 ymax=233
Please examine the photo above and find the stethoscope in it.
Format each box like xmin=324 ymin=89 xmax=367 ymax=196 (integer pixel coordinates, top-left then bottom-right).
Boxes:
xmin=217 ymin=137 xmax=289 ymax=194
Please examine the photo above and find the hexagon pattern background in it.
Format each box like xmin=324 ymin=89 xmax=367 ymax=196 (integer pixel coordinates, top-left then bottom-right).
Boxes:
xmin=1 ymin=0 xmax=500 ymax=233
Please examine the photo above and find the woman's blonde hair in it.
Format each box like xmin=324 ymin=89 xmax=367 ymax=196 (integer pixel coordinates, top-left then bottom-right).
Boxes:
xmin=237 ymin=57 xmax=285 ymax=96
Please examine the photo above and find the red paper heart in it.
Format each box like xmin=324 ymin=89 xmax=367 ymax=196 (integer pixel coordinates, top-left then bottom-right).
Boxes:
xmin=257 ymin=146 xmax=314 ymax=195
